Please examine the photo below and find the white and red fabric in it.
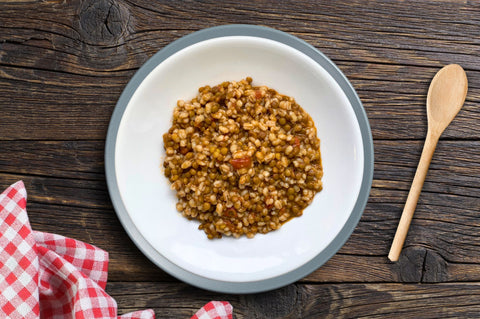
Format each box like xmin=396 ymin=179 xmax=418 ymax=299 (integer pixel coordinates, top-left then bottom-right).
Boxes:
xmin=0 ymin=181 xmax=232 ymax=319
xmin=191 ymin=301 xmax=233 ymax=319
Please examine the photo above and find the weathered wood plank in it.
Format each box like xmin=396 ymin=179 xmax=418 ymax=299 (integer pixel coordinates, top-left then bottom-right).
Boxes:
xmin=0 ymin=173 xmax=111 ymax=209
xmin=0 ymin=140 xmax=105 ymax=179
xmin=1 ymin=138 xmax=479 ymax=282
xmin=107 ymin=281 xmax=480 ymax=318
xmin=0 ymin=62 xmax=478 ymax=140
xmin=7 ymin=182 xmax=479 ymax=283
xmin=1 ymin=136 xmax=480 ymax=185
xmin=24 ymin=193 xmax=480 ymax=284
xmin=1 ymin=67 xmax=477 ymax=140
xmin=2 ymin=138 xmax=479 ymax=199
xmin=0 ymin=1 xmax=479 ymax=140
xmin=1 ymin=0 xmax=479 ymax=317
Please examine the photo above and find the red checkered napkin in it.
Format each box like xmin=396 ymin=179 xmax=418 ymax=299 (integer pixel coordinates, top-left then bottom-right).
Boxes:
xmin=191 ymin=301 xmax=233 ymax=319
xmin=0 ymin=181 xmax=233 ymax=319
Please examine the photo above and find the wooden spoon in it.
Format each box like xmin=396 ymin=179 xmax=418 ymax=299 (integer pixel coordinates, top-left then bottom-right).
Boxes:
xmin=388 ymin=64 xmax=468 ymax=262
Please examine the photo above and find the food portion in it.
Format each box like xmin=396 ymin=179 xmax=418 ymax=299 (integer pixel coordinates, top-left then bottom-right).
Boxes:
xmin=163 ymin=77 xmax=323 ymax=239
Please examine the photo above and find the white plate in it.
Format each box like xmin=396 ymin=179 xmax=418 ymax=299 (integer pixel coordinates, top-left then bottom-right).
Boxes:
xmin=105 ymin=25 xmax=373 ymax=293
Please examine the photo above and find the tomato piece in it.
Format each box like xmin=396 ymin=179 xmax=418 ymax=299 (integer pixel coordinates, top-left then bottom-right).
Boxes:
xmin=230 ymin=156 xmax=252 ymax=169
xmin=293 ymin=136 xmax=301 ymax=148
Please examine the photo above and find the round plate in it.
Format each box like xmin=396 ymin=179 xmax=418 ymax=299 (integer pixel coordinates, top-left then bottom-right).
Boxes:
xmin=105 ymin=24 xmax=373 ymax=293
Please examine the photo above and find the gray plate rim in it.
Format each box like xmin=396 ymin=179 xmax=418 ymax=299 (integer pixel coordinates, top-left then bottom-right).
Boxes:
xmin=105 ymin=24 xmax=374 ymax=294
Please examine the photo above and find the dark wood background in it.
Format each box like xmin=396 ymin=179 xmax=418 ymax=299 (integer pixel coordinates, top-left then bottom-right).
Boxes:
xmin=1 ymin=0 xmax=479 ymax=317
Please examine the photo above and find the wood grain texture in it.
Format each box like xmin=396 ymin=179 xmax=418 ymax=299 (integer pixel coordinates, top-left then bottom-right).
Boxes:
xmin=1 ymin=0 xmax=479 ymax=317
xmin=0 ymin=0 xmax=479 ymax=140
xmin=107 ymin=281 xmax=480 ymax=318
xmin=0 ymin=139 xmax=479 ymax=283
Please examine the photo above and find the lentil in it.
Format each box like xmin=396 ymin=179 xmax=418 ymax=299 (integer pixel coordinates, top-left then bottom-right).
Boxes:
xmin=163 ymin=78 xmax=323 ymax=239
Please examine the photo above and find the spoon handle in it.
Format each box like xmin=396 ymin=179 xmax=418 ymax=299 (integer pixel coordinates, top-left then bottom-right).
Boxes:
xmin=388 ymin=131 xmax=439 ymax=262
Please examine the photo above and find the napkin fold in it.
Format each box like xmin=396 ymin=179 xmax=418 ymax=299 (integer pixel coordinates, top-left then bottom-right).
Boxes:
xmin=0 ymin=181 xmax=232 ymax=319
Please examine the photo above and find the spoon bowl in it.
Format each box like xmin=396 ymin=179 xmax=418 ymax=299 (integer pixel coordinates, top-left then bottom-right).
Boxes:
xmin=427 ymin=64 xmax=468 ymax=136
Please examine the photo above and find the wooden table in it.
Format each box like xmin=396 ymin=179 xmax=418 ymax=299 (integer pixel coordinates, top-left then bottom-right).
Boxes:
xmin=1 ymin=1 xmax=479 ymax=317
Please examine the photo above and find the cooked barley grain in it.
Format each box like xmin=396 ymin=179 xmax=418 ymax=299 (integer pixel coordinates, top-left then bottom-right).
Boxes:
xmin=163 ymin=78 xmax=323 ymax=239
